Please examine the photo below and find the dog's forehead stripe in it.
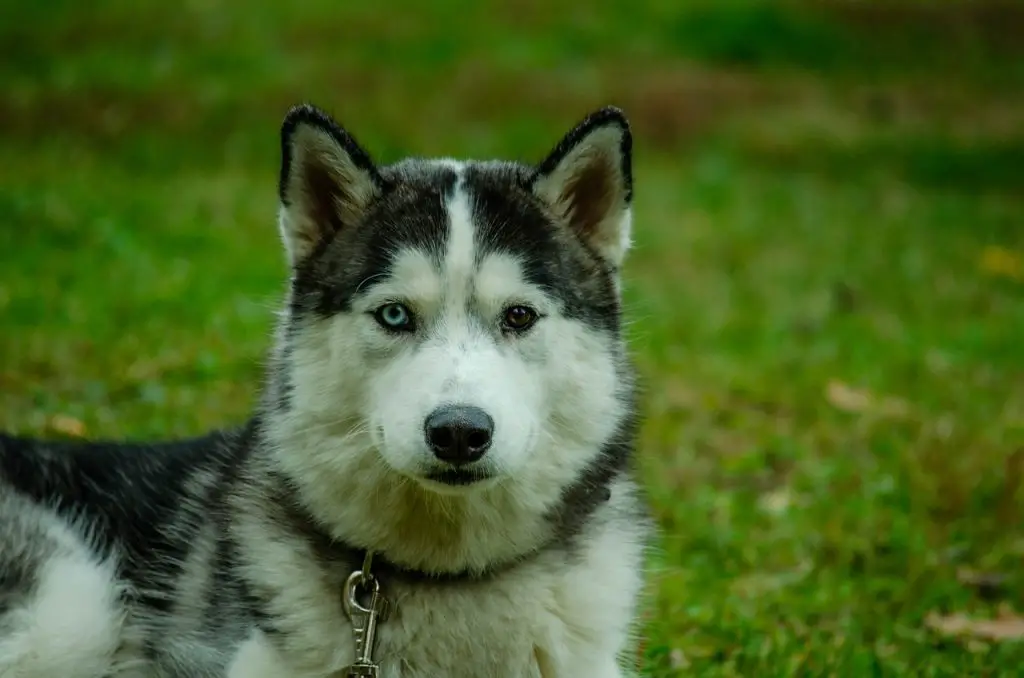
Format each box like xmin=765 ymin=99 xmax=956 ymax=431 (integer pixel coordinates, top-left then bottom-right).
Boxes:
xmin=442 ymin=166 xmax=478 ymax=310
xmin=462 ymin=164 xmax=561 ymax=292
xmin=442 ymin=168 xmax=554 ymax=323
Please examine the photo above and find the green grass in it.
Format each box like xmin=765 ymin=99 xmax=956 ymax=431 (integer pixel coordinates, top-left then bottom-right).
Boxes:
xmin=2 ymin=1 xmax=1023 ymax=675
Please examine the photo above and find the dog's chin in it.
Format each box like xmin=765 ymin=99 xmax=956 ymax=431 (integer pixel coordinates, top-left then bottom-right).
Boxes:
xmin=416 ymin=468 xmax=500 ymax=495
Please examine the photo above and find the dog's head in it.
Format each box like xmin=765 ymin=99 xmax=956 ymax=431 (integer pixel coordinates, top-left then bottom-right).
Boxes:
xmin=267 ymin=104 xmax=635 ymax=562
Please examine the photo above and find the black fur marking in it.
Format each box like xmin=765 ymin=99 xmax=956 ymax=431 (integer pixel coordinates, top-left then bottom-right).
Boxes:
xmin=0 ymin=432 xmax=235 ymax=614
xmin=195 ymin=424 xmax=259 ymax=635
xmin=0 ymin=507 xmax=41 ymax=618
xmin=532 ymin=106 xmax=633 ymax=203
xmin=464 ymin=164 xmax=622 ymax=335
xmin=548 ymin=400 xmax=640 ymax=548
xmin=289 ymin=165 xmax=457 ymax=317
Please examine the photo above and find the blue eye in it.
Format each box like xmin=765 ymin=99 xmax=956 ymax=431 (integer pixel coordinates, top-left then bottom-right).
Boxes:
xmin=374 ymin=302 xmax=415 ymax=332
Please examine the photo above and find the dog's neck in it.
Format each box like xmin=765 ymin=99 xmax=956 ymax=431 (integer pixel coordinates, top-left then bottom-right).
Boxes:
xmin=252 ymin=397 xmax=629 ymax=580
xmin=272 ymin=483 xmax=544 ymax=585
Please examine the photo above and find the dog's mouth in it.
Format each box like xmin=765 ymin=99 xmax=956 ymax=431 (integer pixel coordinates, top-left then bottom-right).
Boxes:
xmin=424 ymin=468 xmax=492 ymax=487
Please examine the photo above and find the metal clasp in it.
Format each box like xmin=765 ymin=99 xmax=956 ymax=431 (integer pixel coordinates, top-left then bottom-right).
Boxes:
xmin=342 ymin=552 xmax=389 ymax=677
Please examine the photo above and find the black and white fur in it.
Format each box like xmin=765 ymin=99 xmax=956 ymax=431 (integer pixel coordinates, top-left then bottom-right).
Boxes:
xmin=0 ymin=104 xmax=652 ymax=678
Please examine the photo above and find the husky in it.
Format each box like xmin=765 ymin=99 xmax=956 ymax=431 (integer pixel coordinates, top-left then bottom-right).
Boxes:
xmin=0 ymin=104 xmax=652 ymax=678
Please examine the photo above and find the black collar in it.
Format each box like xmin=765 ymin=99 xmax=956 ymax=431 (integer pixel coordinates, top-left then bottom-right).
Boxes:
xmin=275 ymin=485 xmax=538 ymax=586
xmin=275 ymin=475 xmax=612 ymax=587
xmin=348 ymin=545 xmax=540 ymax=585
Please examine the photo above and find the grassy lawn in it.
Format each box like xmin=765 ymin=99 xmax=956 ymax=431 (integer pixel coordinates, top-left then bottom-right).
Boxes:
xmin=2 ymin=1 xmax=1023 ymax=674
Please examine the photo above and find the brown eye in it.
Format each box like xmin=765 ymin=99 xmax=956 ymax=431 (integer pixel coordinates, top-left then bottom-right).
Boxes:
xmin=502 ymin=305 xmax=538 ymax=332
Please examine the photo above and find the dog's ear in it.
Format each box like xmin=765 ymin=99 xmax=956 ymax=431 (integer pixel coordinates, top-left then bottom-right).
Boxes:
xmin=531 ymin=107 xmax=633 ymax=268
xmin=277 ymin=104 xmax=385 ymax=266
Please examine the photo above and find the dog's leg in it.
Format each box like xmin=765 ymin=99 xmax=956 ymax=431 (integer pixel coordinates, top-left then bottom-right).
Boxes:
xmin=0 ymin=491 xmax=129 ymax=678
xmin=0 ymin=555 xmax=125 ymax=678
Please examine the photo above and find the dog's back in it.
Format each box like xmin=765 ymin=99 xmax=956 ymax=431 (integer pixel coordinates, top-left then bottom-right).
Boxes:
xmin=0 ymin=431 xmax=235 ymax=561
xmin=0 ymin=431 xmax=244 ymax=677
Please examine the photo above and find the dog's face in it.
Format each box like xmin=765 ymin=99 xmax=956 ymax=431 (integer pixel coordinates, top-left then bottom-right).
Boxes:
xmin=271 ymin=105 xmax=634 ymax=503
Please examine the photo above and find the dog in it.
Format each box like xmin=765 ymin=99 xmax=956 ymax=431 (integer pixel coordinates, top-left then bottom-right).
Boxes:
xmin=0 ymin=104 xmax=652 ymax=677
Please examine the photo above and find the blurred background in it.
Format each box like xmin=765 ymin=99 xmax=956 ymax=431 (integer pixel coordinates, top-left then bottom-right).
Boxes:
xmin=1 ymin=0 xmax=1022 ymax=674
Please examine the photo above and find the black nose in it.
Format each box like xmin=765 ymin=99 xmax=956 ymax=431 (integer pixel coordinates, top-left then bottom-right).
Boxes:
xmin=424 ymin=405 xmax=494 ymax=464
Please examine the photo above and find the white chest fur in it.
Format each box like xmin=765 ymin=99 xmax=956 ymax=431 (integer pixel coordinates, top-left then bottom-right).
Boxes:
xmin=227 ymin=506 xmax=646 ymax=678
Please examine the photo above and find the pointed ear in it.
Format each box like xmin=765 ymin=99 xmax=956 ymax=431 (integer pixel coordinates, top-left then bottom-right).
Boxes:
xmin=531 ymin=107 xmax=634 ymax=268
xmin=277 ymin=104 xmax=386 ymax=266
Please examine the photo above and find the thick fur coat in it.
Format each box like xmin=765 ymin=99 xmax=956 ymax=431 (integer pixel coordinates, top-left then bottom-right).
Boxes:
xmin=0 ymin=105 xmax=652 ymax=678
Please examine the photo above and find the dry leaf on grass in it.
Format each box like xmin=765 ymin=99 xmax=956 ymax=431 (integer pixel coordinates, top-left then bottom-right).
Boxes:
xmin=48 ymin=414 xmax=86 ymax=437
xmin=731 ymin=561 xmax=813 ymax=597
xmin=758 ymin=487 xmax=792 ymax=516
xmin=825 ymin=380 xmax=909 ymax=417
xmin=925 ymin=605 xmax=1024 ymax=642
xmin=669 ymin=648 xmax=690 ymax=669
xmin=979 ymin=245 xmax=1024 ymax=281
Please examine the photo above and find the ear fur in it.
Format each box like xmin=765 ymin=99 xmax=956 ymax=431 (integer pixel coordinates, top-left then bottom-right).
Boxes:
xmin=277 ymin=104 xmax=385 ymax=265
xmin=531 ymin=107 xmax=634 ymax=268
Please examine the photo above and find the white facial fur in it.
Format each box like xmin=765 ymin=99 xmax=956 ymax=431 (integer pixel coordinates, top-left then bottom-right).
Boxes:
xmin=269 ymin=163 xmax=630 ymax=570
xmin=362 ymin=184 xmax=547 ymax=488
